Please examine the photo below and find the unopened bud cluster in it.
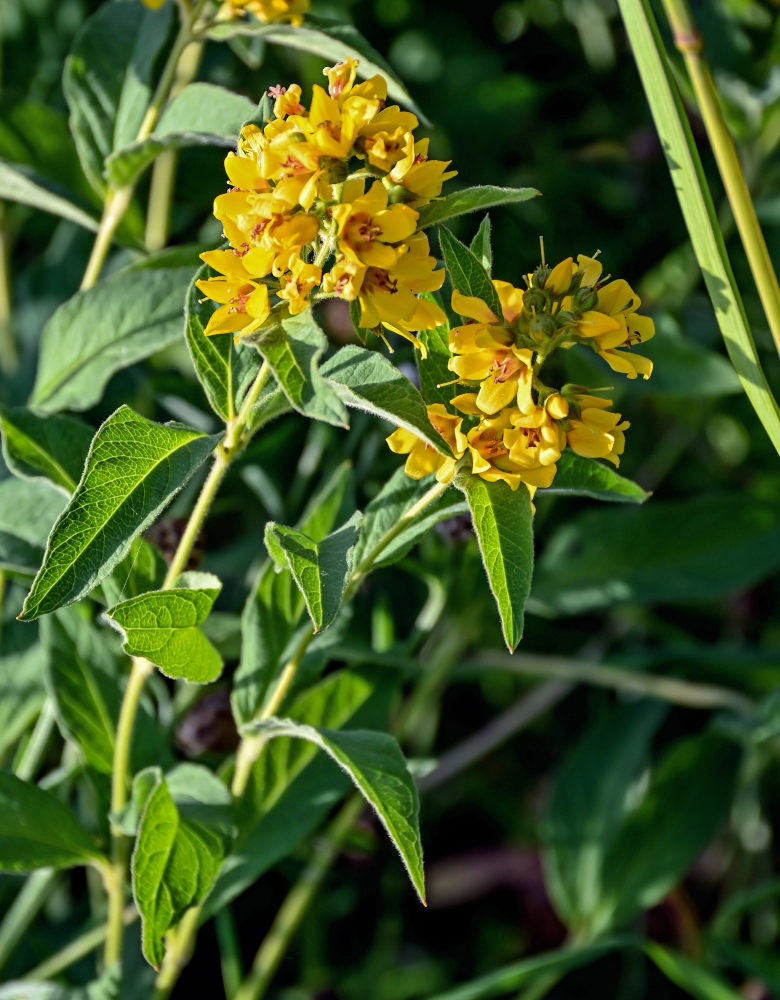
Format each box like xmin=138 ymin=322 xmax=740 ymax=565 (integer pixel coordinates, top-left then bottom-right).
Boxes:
xmin=196 ymin=59 xmax=456 ymax=350
xmin=388 ymin=253 xmax=655 ymax=496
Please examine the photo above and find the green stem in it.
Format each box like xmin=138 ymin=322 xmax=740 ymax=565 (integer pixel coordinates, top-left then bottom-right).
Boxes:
xmin=0 ymin=202 xmax=18 ymax=374
xmin=144 ymin=40 xmax=205 ymax=252
xmin=103 ymin=362 xmax=270 ymax=968
xmin=233 ymin=796 xmax=364 ymax=1000
xmin=22 ymin=907 xmax=138 ymax=982
xmin=0 ymin=870 xmax=59 ymax=974
xmin=661 ymin=0 xmax=780 ymax=358
xmin=14 ymin=700 xmax=56 ymax=782
xmin=79 ymin=0 xmax=208 ymax=290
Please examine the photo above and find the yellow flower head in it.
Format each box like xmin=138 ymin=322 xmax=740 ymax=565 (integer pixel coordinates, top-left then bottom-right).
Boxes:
xmin=564 ymin=394 xmax=629 ymax=466
xmin=386 ymin=405 xmax=466 ymax=483
xmin=197 ymin=60 xmax=454 ymax=341
xmin=221 ymin=0 xmax=309 ymax=24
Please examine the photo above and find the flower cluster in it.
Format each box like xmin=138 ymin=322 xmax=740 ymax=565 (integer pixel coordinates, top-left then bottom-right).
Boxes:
xmin=219 ymin=0 xmax=309 ymax=24
xmin=196 ymin=59 xmax=455 ymax=350
xmin=388 ymin=254 xmax=654 ymax=497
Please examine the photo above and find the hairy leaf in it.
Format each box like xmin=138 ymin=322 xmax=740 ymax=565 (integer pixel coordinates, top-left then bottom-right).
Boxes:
xmin=439 ymin=225 xmax=501 ymax=318
xmin=31 ymin=250 xmax=196 ymax=414
xmin=20 ymin=407 xmax=217 ymax=620
xmin=322 ymin=346 xmax=451 ymax=453
xmin=544 ymin=452 xmax=649 ymax=504
xmin=417 ymin=185 xmax=538 ymax=229
xmin=264 ymin=513 xmax=362 ymax=632
xmin=0 ymin=406 xmax=93 ymax=493
xmin=456 ymin=473 xmax=534 ymax=651
xmin=107 ymin=573 xmax=223 ymax=683
xmin=241 ymin=717 xmax=425 ymax=902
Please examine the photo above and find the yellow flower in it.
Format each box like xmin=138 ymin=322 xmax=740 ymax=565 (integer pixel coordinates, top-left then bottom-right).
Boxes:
xmin=388 ymin=136 xmax=457 ymax=205
xmin=195 ymin=250 xmax=271 ymax=340
xmin=332 ymin=180 xmax=419 ymax=270
xmin=447 ymin=283 xmax=534 ymax=414
xmin=277 ymin=260 xmax=322 ymax=315
xmin=565 ymin=394 xmax=629 ymax=466
xmin=223 ymin=0 xmax=309 ymax=24
xmin=504 ymin=403 xmax=565 ymax=470
xmin=466 ymin=410 xmax=556 ymax=494
xmin=386 ymin=405 xmax=466 ymax=482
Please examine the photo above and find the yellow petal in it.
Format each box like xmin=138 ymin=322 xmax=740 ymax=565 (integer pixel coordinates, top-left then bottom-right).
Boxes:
xmin=451 ymin=289 xmax=499 ymax=324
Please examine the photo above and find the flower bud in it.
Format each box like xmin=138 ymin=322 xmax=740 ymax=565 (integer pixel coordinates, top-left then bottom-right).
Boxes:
xmin=530 ymin=313 xmax=557 ymax=338
xmin=523 ymin=287 xmax=547 ymax=314
xmin=573 ymin=286 xmax=598 ymax=311
xmin=531 ymin=264 xmax=550 ymax=289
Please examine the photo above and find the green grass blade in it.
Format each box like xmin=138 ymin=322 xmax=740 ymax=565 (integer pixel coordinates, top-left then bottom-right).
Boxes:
xmin=618 ymin=0 xmax=780 ymax=455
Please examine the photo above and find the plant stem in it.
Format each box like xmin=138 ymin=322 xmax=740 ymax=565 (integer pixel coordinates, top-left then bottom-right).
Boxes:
xmin=233 ymin=796 xmax=364 ymax=1000
xmin=468 ymin=650 xmax=755 ymax=716
xmin=0 ymin=870 xmax=58 ymax=974
xmin=145 ymin=40 xmax=205 ymax=252
xmin=661 ymin=0 xmax=780 ymax=357
xmin=14 ymin=700 xmax=56 ymax=781
xmin=79 ymin=0 xmax=208 ymax=290
xmin=103 ymin=362 xmax=270 ymax=968
xmin=22 ymin=907 xmax=138 ymax=981
xmin=0 ymin=202 xmax=18 ymax=374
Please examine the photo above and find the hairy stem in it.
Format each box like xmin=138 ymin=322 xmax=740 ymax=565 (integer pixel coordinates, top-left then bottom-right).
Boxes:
xmin=80 ymin=0 xmax=208 ymax=290
xmin=104 ymin=361 xmax=270 ymax=967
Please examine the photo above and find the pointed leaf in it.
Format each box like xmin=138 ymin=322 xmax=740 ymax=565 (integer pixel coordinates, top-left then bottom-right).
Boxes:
xmin=105 ymin=84 xmax=256 ymax=187
xmin=63 ymin=0 xmax=174 ymax=194
xmin=248 ymin=308 xmax=348 ymax=427
xmin=19 ymin=407 xmax=217 ymax=620
xmin=439 ymin=225 xmax=501 ymax=318
xmin=0 ymin=406 xmax=93 ymax=493
xmin=470 ymin=214 xmax=492 ymax=274
xmin=455 ymin=472 xmax=534 ymax=651
xmin=132 ymin=768 xmax=231 ymax=969
xmin=184 ymin=267 xmax=256 ymax=423
xmin=644 ymin=943 xmax=743 ymax=1000
xmin=321 ymin=345 xmax=451 ymax=454
xmin=417 ymin=185 xmax=539 ymax=229
xmin=241 ymin=716 xmax=425 ymax=903
xmin=354 ymin=468 xmax=467 ymax=570
xmin=31 ymin=249 xmax=197 ymax=414
xmin=0 ymin=480 xmax=66 ymax=577
xmin=0 ymin=772 xmax=104 ymax=871
xmin=205 ymin=20 xmax=424 ymax=120
xmin=107 ymin=574 xmax=223 ymax=683
xmin=0 ymin=159 xmax=98 ymax=231
xmin=545 ymin=451 xmax=650 ymax=504
xmin=265 ymin=512 xmax=362 ymax=632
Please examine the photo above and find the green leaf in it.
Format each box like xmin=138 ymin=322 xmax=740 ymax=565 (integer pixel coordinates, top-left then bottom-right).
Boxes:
xmin=0 ymin=479 xmax=65 ymax=577
xmin=205 ymin=20 xmax=424 ymax=121
xmin=532 ymin=494 xmax=780 ymax=615
xmin=0 ymin=627 xmax=46 ymax=759
xmin=354 ymin=468 xmax=467 ymax=570
xmin=43 ymin=607 xmax=167 ymax=774
xmin=265 ymin=513 xmax=362 ymax=632
xmin=43 ymin=609 xmax=119 ymax=774
xmin=417 ymin=185 xmax=539 ymax=229
xmin=63 ymin=0 xmax=174 ymax=194
xmin=232 ymin=465 xmax=353 ymax=725
xmin=105 ymin=84 xmax=256 ymax=187
xmin=0 ymin=160 xmax=98 ymax=231
xmin=470 ymin=214 xmax=492 ymax=274
xmin=248 ymin=308 xmax=348 ymax=428
xmin=321 ymin=345 xmax=451 ymax=454
xmin=0 ymin=406 xmax=93 ymax=493
xmin=544 ymin=451 xmax=649 ymax=504
xmin=30 ymin=249 xmax=196 ymax=414
xmin=644 ymin=943 xmax=743 ymax=1000
xmin=542 ymin=702 xmax=666 ymax=934
xmin=184 ymin=267 xmax=257 ymax=423
xmin=438 ymin=225 xmax=502 ymax=318
xmin=427 ymin=938 xmax=631 ymax=1000
xmin=241 ymin=717 xmax=425 ymax=903
xmin=416 ymin=299 xmax=457 ymax=408
xmin=132 ymin=767 xmax=231 ymax=969
xmin=210 ymin=667 xmax=391 ymax=915
xmin=598 ymin=733 xmax=740 ymax=933
xmin=19 ymin=407 xmax=217 ymax=620
xmin=0 ymin=965 xmax=122 ymax=1000
xmin=455 ymin=473 xmax=533 ymax=652
xmin=107 ymin=573 xmax=224 ymax=683
xmin=618 ymin=0 xmax=780 ymax=453
xmin=0 ymin=772 xmax=104 ymax=871
xmin=100 ymin=537 xmax=167 ymax=608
